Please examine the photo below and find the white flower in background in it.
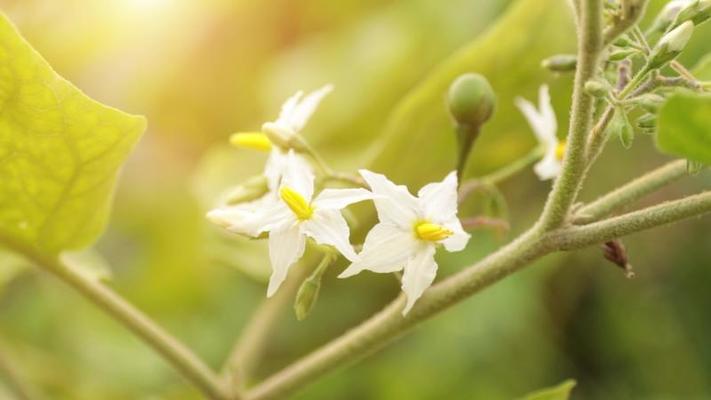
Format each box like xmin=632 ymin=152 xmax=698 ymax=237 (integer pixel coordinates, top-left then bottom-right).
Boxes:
xmin=515 ymin=85 xmax=564 ymax=181
xmin=210 ymin=151 xmax=372 ymax=297
xmin=339 ymin=171 xmax=470 ymax=315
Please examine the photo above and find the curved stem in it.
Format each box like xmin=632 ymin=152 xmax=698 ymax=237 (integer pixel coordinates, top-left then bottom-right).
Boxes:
xmin=574 ymin=159 xmax=688 ymax=223
xmin=0 ymin=233 xmax=228 ymax=400
xmin=539 ymin=0 xmax=603 ymax=230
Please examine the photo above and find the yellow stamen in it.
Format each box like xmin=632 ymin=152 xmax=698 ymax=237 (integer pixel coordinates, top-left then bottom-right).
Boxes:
xmin=415 ymin=222 xmax=453 ymax=242
xmin=280 ymin=186 xmax=313 ymax=220
xmin=555 ymin=141 xmax=566 ymax=161
xmin=229 ymin=132 xmax=273 ymax=152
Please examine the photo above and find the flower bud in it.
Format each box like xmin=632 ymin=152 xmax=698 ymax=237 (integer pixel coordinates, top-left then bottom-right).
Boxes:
xmin=294 ymin=277 xmax=321 ymax=321
xmin=632 ymin=93 xmax=665 ymax=113
xmin=584 ymin=79 xmax=609 ymax=97
xmin=649 ymin=21 xmax=694 ymax=68
xmin=541 ymin=54 xmax=577 ymax=72
xmin=608 ymin=48 xmax=636 ymax=61
xmin=649 ymin=0 xmax=689 ymax=34
xmin=447 ymin=73 xmax=496 ymax=128
xmin=676 ymin=0 xmax=711 ymax=26
xmin=636 ymin=113 xmax=657 ymax=129
xmin=608 ymin=107 xmax=635 ymax=148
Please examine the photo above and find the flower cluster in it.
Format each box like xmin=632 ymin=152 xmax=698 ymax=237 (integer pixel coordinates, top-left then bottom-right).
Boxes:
xmin=208 ymin=86 xmax=471 ymax=314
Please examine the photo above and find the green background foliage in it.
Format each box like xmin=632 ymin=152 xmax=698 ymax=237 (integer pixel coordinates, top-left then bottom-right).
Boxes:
xmin=0 ymin=0 xmax=709 ymax=399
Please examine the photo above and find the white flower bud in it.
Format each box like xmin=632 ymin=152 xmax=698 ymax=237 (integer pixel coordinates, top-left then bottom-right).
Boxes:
xmin=649 ymin=21 xmax=694 ymax=68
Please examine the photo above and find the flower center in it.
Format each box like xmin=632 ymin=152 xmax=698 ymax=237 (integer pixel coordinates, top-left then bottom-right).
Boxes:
xmin=555 ymin=141 xmax=566 ymax=161
xmin=414 ymin=222 xmax=453 ymax=242
xmin=280 ymin=186 xmax=313 ymax=220
xmin=229 ymin=132 xmax=273 ymax=152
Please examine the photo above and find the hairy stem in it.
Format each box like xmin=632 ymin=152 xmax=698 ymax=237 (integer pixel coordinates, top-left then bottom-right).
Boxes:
xmin=550 ymin=191 xmax=711 ymax=249
xmin=539 ymin=0 xmax=603 ymax=229
xmin=574 ymin=159 xmax=688 ymax=223
xmin=0 ymin=234 xmax=228 ymax=400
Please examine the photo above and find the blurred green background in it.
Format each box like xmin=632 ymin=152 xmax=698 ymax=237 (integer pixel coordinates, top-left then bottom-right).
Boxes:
xmin=0 ymin=0 xmax=710 ymax=398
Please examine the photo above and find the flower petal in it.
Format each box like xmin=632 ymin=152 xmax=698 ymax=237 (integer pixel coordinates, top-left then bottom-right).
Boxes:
xmin=338 ymin=223 xmax=419 ymax=278
xmin=281 ymin=150 xmax=315 ymax=201
xmin=441 ymin=218 xmax=470 ymax=252
xmin=264 ymin=149 xmax=287 ymax=191
xmin=401 ymin=245 xmax=437 ymax=315
xmin=302 ymin=209 xmax=357 ymax=260
xmin=515 ymin=85 xmax=557 ymax=145
xmin=207 ymin=196 xmax=290 ymax=237
xmin=288 ymin=84 xmax=333 ymax=133
xmin=534 ymin=150 xmax=562 ymax=181
xmin=417 ymin=171 xmax=458 ymax=221
xmin=313 ymin=188 xmax=373 ymax=210
xmin=267 ymin=222 xmax=306 ymax=297
xmin=276 ymin=90 xmax=304 ymax=127
xmin=358 ymin=169 xmax=419 ymax=228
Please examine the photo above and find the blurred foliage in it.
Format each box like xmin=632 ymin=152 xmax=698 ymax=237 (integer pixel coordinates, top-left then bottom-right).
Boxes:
xmin=522 ymin=379 xmax=576 ymax=400
xmin=0 ymin=0 xmax=709 ymax=399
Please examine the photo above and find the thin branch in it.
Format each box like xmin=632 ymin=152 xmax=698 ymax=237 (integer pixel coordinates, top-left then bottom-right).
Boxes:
xmin=550 ymin=191 xmax=711 ymax=250
xmin=574 ymin=159 xmax=688 ymax=223
xmin=539 ymin=0 xmax=604 ymax=230
xmin=0 ymin=233 xmax=229 ymax=400
xmin=221 ymin=259 xmax=314 ymax=396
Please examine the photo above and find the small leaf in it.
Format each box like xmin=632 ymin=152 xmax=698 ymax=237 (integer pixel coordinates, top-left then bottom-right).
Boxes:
xmin=0 ymin=13 xmax=146 ymax=253
xmin=618 ymin=109 xmax=635 ymax=149
xmin=656 ymin=93 xmax=711 ymax=163
xmin=521 ymin=379 xmax=576 ymax=400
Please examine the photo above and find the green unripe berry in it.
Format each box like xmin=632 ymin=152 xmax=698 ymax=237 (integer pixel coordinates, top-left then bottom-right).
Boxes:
xmin=541 ymin=54 xmax=577 ymax=72
xmin=447 ymin=73 xmax=496 ymax=128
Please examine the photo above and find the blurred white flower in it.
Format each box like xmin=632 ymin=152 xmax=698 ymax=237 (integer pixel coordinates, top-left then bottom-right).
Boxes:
xmin=262 ymin=84 xmax=334 ymax=143
xmin=209 ymin=151 xmax=371 ymax=296
xmin=339 ymin=170 xmax=470 ymax=315
xmin=515 ymin=85 xmax=564 ymax=181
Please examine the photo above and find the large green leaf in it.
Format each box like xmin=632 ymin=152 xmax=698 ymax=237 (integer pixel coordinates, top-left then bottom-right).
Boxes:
xmin=656 ymin=93 xmax=711 ymax=163
xmin=369 ymin=0 xmax=575 ymax=188
xmin=520 ymin=379 xmax=576 ymax=400
xmin=0 ymin=13 xmax=145 ymax=253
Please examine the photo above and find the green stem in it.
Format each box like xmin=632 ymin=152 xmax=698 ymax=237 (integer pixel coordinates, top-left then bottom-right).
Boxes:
xmin=539 ymin=0 xmax=604 ymax=230
xmin=574 ymin=159 xmax=688 ymax=223
xmin=0 ymin=234 xmax=228 ymax=400
xmin=618 ymin=64 xmax=651 ymax=99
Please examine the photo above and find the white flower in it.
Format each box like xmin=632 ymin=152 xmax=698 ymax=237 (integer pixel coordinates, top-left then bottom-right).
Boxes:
xmin=339 ymin=170 xmax=470 ymax=315
xmin=210 ymin=151 xmax=372 ymax=297
xmin=515 ymin=85 xmax=564 ymax=181
xmin=262 ymin=84 xmax=334 ymax=143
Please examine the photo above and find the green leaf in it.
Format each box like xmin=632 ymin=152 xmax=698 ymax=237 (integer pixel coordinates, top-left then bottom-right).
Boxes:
xmin=656 ymin=93 xmax=711 ymax=163
xmin=0 ymin=13 xmax=146 ymax=253
xmin=521 ymin=379 xmax=576 ymax=400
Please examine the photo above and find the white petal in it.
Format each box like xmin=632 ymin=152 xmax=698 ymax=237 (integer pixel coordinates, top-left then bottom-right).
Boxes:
xmin=267 ymin=222 xmax=306 ymax=297
xmin=401 ymin=245 xmax=438 ymax=315
xmin=207 ymin=196 xmax=290 ymax=237
xmin=534 ymin=150 xmax=562 ymax=181
xmin=417 ymin=171 xmax=459 ymax=222
xmin=338 ymin=223 xmax=419 ymax=278
xmin=264 ymin=149 xmax=287 ymax=191
xmin=288 ymin=84 xmax=334 ymax=133
xmin=515 ymin=85 xmax=557 ymax=145
xmin=358 ymin=169 xmax=420 ymax=228
xmin=281 ymin=150 xmax=315 ymax=201
xmin=313 ymin=188 xmax=373 ymax=210
xmin=276 ymin=90 xmax=304 ymax=127
xmin=441 ymin=218 xmax=470 ymax=252
xmin=302 ymin=209 xmax=357 ymax=261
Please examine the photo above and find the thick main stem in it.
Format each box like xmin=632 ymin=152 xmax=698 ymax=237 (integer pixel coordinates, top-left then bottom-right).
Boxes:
xmin=0 ymin=234 xmax=228 ymax=400
xmin=539 ymin=0 xmax=603 ymax=230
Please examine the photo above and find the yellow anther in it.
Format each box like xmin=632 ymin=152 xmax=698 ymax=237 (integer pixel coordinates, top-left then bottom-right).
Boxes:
xmin=415 ymin=222 xmax=453 ymax=242
xmin=555 ymin=141 xmax=566 ymax=161
xmin=280 ymin=186 xmax=313 ymax=220
xmin=230 ymin=132 xmax=273 ymax=152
